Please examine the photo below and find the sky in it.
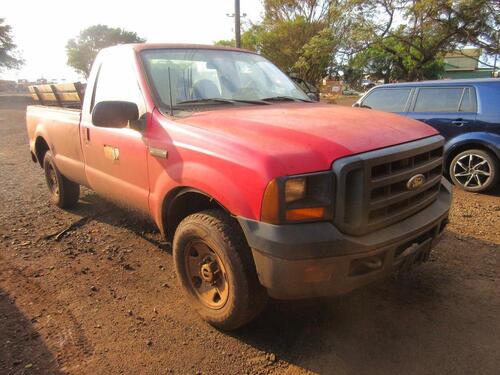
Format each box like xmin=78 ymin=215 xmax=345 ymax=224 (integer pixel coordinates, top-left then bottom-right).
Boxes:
xmin=2 ymin=0 xmax=264 ymax=81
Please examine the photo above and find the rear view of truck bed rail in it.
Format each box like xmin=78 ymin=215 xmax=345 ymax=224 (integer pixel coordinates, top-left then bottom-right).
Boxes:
xmin=28 ymin=82 xmax=85 ymax=109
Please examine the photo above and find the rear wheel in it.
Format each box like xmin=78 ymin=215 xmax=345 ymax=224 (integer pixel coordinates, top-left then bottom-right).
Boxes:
xmin=43 ymin=151 xmax=80 ymax=208
xmin=173 ymin=209 xmax=267 ymax=330
xmin=449 ymin=149 xmax=498 ymax=192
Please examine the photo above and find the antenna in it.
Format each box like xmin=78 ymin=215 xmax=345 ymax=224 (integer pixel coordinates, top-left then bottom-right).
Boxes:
xmin=168 ymin=67 xmax=174 ymax=117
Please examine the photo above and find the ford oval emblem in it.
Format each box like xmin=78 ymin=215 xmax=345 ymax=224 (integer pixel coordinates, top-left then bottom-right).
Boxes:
xmin=407 ymin=174 xmax=426 ymax=190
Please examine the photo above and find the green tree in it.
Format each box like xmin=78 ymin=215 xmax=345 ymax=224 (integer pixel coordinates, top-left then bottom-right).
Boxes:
xmin=0 ymin=18 xmax=23 ymax=71
xmin=214 ymin=24 xmax=261 ymax=51
xmin=216 ymin=1 xmax=368 ymax=83
xmin=350 ymin=36 xmax=444 ymax=83
xmin=66 ymin=25 xmax=145 ymax=77
xmin=293 ymin=28 xmax=336 ymax=82
xmin=367 ymin=0 xmax=497 ymax=81
xmin=217 ymin=0 xmax=498 ymax=84
xmin=437 ymin=0 xmax=499 ymax=55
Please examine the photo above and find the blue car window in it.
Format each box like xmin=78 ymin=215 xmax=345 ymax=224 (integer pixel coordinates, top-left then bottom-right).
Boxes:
xmin=459 ymin=88 xmax=476 ymax=112
xmin=414 ymin=87 xmax=463 ymax=112
xmin=362 ymin=88 xmax=411 ymax=112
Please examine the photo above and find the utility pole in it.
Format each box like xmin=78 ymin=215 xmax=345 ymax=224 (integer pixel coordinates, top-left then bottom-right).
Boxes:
xmin=235 ymin=0 xmax=241 ymax=48
xmin=227 ymin=1 xmax=246 ymax=48
xmin=494 ymin=53 xmax=498 ymax=77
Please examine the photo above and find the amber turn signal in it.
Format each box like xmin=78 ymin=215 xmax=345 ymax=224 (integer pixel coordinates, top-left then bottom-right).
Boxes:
xmin=285 ymin=207 xmax=325 ymax=222
xmin=261 ymin=179 xmax=280 ymax=224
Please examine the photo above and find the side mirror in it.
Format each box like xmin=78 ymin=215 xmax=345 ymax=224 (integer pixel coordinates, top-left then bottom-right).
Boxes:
xmin=92 ymin=101 xmax=139 ymax=128
xmin=307 ymin=92 xmax=319 ymax=102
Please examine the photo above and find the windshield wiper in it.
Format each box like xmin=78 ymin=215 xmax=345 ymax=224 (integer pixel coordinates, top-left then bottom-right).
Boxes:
xmin=176 ymin=98 xmax=269 ymax=105
xmin=176 ymin=98 xmax=236 ymax=105
xmin=231 ymin=98 xmax=270 ymax=105
xmin=261 ymin=96 xmax=312 ymax=103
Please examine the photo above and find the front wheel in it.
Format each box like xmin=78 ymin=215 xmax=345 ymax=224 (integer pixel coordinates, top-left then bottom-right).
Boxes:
xmin=449 ymin=149 xmax=498 ymax=192
xmin=173 ymin=209 xmax=267 ymax=330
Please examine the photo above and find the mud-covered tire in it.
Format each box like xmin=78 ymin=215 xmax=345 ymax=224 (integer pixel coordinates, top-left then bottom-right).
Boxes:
xmin=43 ymin=151 xmax=80 ymax=208
xmin=449 ymin=149 xmax=498 ymax=192
xmin=173 ymin=209 xmax=268 ymax=330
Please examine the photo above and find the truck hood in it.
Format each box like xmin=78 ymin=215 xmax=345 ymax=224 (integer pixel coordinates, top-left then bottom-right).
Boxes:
xmin=175 ymin=103 xmax=438 ymax=175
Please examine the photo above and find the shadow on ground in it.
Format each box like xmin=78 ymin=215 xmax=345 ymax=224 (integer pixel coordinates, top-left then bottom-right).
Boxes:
xmin=63 ymin=190 xmax=170 ymax=252
xmin=0 ymin=289 xmax=62 ymax=375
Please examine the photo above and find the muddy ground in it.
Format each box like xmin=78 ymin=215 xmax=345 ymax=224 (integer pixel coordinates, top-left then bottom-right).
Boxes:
xmin=0 ymin=97 xmax=499 ymax=375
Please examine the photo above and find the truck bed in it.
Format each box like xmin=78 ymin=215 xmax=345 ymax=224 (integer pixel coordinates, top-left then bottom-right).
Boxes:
xmin=26 ymin=104 xmax=88 ymax=187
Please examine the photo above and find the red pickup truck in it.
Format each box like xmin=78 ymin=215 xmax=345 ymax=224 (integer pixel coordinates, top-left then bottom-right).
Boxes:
xmin=27 ymin=44 xmax=452 ymax=330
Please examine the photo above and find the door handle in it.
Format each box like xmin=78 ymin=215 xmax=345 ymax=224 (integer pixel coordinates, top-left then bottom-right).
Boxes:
xmin=84 ymin=127 xmax=90 ymax=142
xmin=452 ymin=119 xmax=468 ymax=126
xmin=149 ymin=147 xmax=168 ymax=159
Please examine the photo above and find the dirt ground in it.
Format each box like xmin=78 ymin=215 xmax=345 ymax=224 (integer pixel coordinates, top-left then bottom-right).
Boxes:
xmin=1 ymin=97 xmax=499 ymax=375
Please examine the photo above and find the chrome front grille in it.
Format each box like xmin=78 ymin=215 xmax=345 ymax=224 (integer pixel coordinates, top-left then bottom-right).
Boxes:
xmin=332 ymin=136 xmax=445 ymax=236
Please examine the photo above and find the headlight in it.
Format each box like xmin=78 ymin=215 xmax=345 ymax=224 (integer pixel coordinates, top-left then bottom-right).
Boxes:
xmin=261 ymin=171 xmax=334 ymax=224
xmin=285 ymin=178 xmax=306 ymax=203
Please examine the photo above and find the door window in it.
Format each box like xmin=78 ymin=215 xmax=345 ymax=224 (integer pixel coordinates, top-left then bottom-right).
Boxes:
xmin=362 ymin=88 xmax=412 ymax=112
xmin=413 ymin=87 xmax=465 ymax=112
xmin=459 ymin=88 xmax=476 ymax=112
xmin=93 ymin=50 xmax=146 ymax=117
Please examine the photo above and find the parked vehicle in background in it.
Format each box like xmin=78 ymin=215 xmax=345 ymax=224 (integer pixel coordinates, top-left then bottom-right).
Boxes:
xmin=290 ymin=76 xmax=320 ymax=101
xmin=27 ymin=44 xmax=451 ymax=330
xmin=354 ymin=79 xmax=500 ymax=192
xmin=361 ymin=79 xmax=377 ymax=90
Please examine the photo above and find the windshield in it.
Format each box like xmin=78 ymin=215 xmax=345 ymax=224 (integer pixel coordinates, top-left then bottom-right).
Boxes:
xmin=141 ymin=49 xmax=309 ymax=109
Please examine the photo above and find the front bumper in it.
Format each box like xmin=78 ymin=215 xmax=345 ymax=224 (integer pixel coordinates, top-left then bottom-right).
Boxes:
xmin=238 ymin=179 xmax=452 ymax=299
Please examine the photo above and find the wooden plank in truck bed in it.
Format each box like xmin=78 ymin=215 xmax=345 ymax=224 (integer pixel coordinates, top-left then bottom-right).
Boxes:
xmin=29 ymin=82 xmax=85 ymax=109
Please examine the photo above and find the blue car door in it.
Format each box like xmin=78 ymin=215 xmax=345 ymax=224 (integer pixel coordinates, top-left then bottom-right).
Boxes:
xmin=406 ymin=86 xmax=477 ymax=140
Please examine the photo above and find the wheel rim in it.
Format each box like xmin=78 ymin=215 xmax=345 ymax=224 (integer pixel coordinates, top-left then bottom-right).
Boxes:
xmin=453 ymin=153 xmax=491 ymax=189
xmin=184 ymin=241 xmax=229 ymax=310
xmin=46 ymin=163 xmax=60 ymax=195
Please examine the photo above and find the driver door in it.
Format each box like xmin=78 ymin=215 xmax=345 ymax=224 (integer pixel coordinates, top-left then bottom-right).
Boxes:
xmin=81 ymin=49 xmax=150 ymax=213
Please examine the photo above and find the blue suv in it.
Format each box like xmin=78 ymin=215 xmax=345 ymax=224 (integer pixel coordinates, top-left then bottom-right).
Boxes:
xmin=354 ymin=79 xmax=500 ymax=192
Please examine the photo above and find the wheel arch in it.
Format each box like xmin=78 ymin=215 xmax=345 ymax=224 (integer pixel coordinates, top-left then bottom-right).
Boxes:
xmin=445 ymin=137 xmax=500 ymax=173
xmin=34 ymin=136 xmax=50 ymax=167
xmin=161 ymin=187 xmax=233 ymax=241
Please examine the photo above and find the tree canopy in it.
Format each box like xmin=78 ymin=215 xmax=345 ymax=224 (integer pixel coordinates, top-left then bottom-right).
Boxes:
xmin=66 ymin=25 xmax=145 ymax=77
xmin=216 ymin=0 xmax=499 ymax=85
xmin=0 ymin=18 xmax=23 ymax=71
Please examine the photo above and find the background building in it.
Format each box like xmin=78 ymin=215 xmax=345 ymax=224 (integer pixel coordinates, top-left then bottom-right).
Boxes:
xmin=443 ymin=48 xmax=494 ymax=79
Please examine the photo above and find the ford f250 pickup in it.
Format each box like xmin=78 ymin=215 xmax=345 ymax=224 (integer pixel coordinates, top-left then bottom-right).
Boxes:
xmin=27 ymin=44 xmax=452 ymax=330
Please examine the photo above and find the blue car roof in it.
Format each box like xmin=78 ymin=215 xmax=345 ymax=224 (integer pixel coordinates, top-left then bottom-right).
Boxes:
xmin=379 ymin=78 xmax=499 ymax=88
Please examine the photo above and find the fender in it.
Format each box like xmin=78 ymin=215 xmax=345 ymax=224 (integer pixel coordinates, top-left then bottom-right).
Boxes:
xmin=444 ymin=132 xmax=500 ymax=161
xmin=149 ymin=159 xmax=265 ymax=233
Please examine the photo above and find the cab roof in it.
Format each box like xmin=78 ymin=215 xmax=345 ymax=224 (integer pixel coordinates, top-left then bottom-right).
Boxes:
xmin=126 ymin=43 xmax=255 ymax=54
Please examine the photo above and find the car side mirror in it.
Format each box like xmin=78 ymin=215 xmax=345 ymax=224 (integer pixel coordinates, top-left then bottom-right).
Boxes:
xmin=307 ymin=92 xmax=319 ymax=102
xmin=92 ymin=101 xmax=139 ymax=128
